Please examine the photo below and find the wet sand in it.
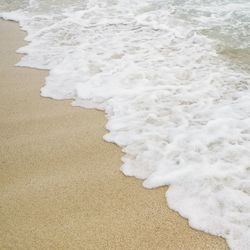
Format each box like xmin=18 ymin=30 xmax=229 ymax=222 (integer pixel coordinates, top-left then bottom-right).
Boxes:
xmin=0 ymin=20 xmax=228 ymax=250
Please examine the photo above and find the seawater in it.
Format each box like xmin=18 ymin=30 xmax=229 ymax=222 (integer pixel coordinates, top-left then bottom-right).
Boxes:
xmin=0 ymin=1 xmax=250 ymax=249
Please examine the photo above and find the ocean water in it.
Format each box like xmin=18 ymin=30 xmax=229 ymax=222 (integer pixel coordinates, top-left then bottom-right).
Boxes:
xmin=1 ymin=1 xmax=250 ymax=249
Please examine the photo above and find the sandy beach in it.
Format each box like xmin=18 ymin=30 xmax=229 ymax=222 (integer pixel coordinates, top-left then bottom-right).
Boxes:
xmin=0 ymin=20 xmax=228 ymax=250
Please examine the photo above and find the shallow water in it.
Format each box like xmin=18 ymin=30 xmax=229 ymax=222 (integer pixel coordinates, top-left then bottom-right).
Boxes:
xmin=1 ymin=1 xmax=250 ymax=249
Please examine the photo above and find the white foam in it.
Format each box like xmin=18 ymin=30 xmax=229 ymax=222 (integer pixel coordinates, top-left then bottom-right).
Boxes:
xmin=1 ymin=1 xmax=250 ymax=249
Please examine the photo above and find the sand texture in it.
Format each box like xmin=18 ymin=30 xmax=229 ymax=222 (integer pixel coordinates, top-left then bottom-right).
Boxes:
xmin=0 ymin=20 xmax=228 ymax=250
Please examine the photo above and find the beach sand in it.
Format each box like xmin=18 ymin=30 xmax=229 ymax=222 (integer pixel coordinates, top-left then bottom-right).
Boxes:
xmin=0 ymin=20 xmax=228 ymax=250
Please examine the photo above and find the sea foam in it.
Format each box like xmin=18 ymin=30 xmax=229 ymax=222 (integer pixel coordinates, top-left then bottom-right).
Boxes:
xmin=1 ymin=1 xmax=250 ymax=249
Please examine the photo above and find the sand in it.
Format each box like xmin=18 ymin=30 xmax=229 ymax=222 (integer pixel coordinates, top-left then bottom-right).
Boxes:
xmin=0 ymin=19 xmax=228 ymax=250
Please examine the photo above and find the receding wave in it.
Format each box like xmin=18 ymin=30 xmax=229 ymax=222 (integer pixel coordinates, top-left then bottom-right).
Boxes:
xmin=1 ymin=1 xmax=250 ymax=249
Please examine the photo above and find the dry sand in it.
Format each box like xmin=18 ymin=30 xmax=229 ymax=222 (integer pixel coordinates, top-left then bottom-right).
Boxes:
xmin=0 ymin=19 xmax=228 ymax=250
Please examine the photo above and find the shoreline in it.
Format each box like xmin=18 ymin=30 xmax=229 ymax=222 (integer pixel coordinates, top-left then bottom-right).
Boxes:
xmin=0 ymin=19 xmax=228 ymax=249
